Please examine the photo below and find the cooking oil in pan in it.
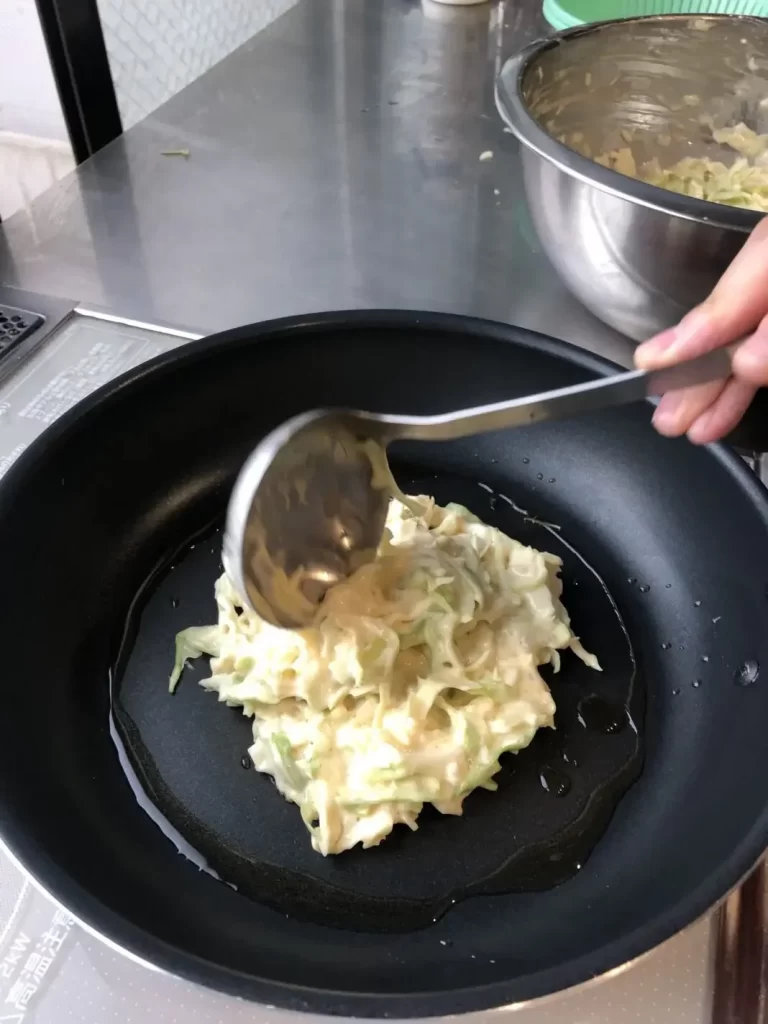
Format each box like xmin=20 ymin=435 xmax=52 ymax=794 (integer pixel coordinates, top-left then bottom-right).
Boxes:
xmin=576 ymin=695 xmax=628 ymax=734
xmin=108 ymin=693 xmax=224 ymax=887
xmin=735 ymin=659 xmax=759 ymax=686
xmin=539 ymin=765 xmax=572 ymax=796
xmin=110 ymin=470 xmax=643 ymax=933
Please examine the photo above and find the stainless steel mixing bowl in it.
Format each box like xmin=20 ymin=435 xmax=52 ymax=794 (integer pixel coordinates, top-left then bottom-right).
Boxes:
xmin=496 ymin=16 xmax=768 ymax=341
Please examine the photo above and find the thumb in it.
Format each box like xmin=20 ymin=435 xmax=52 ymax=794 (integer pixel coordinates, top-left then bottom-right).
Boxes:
xmin=635 ymin=217 xmax=768 ymax=371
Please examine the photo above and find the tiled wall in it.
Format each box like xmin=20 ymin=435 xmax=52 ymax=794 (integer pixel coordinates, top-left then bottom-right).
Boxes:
xmin=95 ymin=0 xmax=298 ymax=129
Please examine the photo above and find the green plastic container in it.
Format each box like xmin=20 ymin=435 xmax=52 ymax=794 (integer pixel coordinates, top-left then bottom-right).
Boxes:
xmin=543 ymin=0 xmax=768 ymax=32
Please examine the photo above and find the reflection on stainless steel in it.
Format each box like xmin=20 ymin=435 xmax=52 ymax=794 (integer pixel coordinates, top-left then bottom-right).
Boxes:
xmin=526 ymin=17 xmax=768 ymax=160
xmin=497 ymin=16 xmax=767 ymax=340
xmin=712 ymin=862 xmax=768 ymax=1024
xmin=227 ymin=344 xmax=731 ymax=627
xmin=224 ymin=412 xmax=391 ymax=628
xmin=0 ymin=0 xmax=637 ymax=372
xmin=74 ymin=306 xmax=203 ymax=341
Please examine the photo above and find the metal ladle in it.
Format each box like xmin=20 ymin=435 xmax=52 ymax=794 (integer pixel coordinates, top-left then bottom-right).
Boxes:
xmin=223 ymin=346 xmax=732 ymax=628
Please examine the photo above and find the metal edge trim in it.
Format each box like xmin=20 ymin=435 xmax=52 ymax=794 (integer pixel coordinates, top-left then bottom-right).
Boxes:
xmin=74 ymin=306 xmax=205 ymax=341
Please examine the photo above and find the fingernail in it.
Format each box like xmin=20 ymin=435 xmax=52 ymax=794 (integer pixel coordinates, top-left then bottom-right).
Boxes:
xmin=652 ymin=393 xmax=684 ymax=434
xmin=636 ymin=309 xmax=712 ymax=367
xmin=665 ymin=308 xmax=713 ymax=356
xmin=635 ymin=328 xmax=676 ymax=366
xmin=686 ymin=412 xmax=713 ymax=445
xmin=733 ymin=331 xmax=768 ymax=384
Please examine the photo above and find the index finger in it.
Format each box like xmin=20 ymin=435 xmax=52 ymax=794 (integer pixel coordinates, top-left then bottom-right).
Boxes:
xmin=635 ymin=216 xmax=768 ymax=370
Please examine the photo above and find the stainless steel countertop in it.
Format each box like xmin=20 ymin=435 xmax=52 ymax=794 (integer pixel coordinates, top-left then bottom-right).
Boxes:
xmin=0 ymin=0 xmax=634 ymax=369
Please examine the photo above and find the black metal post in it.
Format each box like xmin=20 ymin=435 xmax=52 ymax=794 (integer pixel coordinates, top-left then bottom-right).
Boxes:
xmin=34 ymin=0 xmax=123 ymax=164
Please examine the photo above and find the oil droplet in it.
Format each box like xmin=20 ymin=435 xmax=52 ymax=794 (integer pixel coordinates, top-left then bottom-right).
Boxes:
xmin=576 ymin=695 xmax=626 ymax=734
xmin=639 ymin=584 xmax=650 ymax=593
xmin=240 ymin=755 xmax=252 ymax=769
xmin=536 ymin=473 xmax=544 ymax=481
xmin=548 ymin=477 xmax=556 ymax=484
xmin=701 ymin=655 xmax=710 ymax=663
xmin=522 ymin=457 xmax=530 ymax=464
xmin=735 ymin=660 xmax=759 ymax=687
xmin=539 ymin=766 xmax=571 ymax=797
xmin=661 ymin=642 xmax=672 ymax=650
xmin=171 ymin=597 xmax=180 ymax=609
xmin=694 ymin=600 xmax=701 ymax=607
xmin=672 ymin=688 xmax=681 ymax=696
xmin=691 ymin=679 xmax=701 ymax=689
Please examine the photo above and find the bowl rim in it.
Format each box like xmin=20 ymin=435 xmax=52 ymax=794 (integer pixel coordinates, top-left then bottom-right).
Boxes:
xmin=496 ymin=14 xmax=766 ymax=233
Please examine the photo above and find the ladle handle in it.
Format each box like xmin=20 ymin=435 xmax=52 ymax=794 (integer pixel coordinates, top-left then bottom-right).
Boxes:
xmin=380 ymin=346 xmax=734 ymax=443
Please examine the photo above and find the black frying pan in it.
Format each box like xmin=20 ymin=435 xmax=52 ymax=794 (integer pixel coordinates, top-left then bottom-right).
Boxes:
xmin=1 ymin=310 xmax=768 ymax=1018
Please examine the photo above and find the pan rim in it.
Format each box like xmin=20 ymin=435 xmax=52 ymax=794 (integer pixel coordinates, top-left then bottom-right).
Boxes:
xmin=1 ymin=308 xmax=767 ymax=1017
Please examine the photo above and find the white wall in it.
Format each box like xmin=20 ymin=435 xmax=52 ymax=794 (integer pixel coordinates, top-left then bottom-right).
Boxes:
xmin=0 ymin=0 xmax=69 ymax=141
xmin=96 ymin=0 xmax=298 ymax=129
xmin=0 ymin=0 xmax=295 ymax=218
xmin=0 ymin=0 xmax=297 ymax=142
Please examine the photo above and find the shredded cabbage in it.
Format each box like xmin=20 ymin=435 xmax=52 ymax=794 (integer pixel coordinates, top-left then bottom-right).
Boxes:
xmin=170 ymin=496 xmax=600 ymax=855
xmin=595 ymin=123 xmax=768 ymax=213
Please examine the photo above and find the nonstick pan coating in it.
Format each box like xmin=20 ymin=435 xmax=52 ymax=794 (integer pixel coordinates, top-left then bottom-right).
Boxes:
xmin=1 ymin=311 xmax=768 ymax=1018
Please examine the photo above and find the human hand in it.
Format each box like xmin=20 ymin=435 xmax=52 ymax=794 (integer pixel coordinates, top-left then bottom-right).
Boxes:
xmin=634 ymin=216 xmax=768 ymax=444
